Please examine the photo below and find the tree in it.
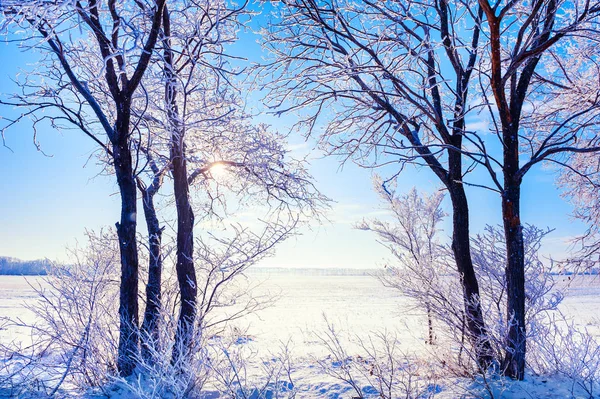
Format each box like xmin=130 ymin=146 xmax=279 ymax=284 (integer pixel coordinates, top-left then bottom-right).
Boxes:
xmin=135 ymin=146 xmax=169 ymax=362
xmin=1 ymin=0 xmax=327 ymax=384
xmin=557 ymin=149 xmax=600 ymax=273
xmin=131 ymin=0 xmax=327 ymax=363
xmin=359 ymin=183 xmax=563 ymax=373
xmin=356 ymin=182 xmax=447 ymax=347
xmin=475 ymin=0 xmax=600 ymax=379
xmin=259 ymin=0 xmax=493 ymax=369
xmin=158 ymin=2 xmax=198 ymax=365
xmin=260 ymin=0 xmax=600 ymax=378
xmin=0 ymin=0 xmax=167 ymax=376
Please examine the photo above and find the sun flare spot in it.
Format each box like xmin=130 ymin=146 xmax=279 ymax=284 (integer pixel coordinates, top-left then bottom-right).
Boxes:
xmin=209 ymin=162 xmax=228 ymax=179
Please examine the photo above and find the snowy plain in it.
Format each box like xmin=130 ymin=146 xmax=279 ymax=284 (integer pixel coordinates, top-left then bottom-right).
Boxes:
xmin=1 ymin=270 xmax=599 ymax=398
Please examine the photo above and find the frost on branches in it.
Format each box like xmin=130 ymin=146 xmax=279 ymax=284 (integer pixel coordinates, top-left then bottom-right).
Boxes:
xmin=358 ymin=180 xmax=567 ymax=378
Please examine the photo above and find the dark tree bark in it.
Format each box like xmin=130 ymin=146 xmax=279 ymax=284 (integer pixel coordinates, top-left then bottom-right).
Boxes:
xmin=51 ymin=1 xmax=167 ymax=376
xmin=501 ymin=179 xmax=526 ymax=379
xmin=404 ymin=138 xmax=492 ymax=370
xmin=448 ymin=181 xmax=494 ymax=369
xmin=139 ymin=178 xmax=163 ymax=363
xmin=1 ymin=0 xmax=174 ymax=377
xmin=432 ymin=3 xmax=493 ymax=370
xmin=477 ymin=0 xmax=561 ymax=379
xmin=477 ymin=0 xmax=529 ymax=378
xmin=446 ymin=105 xmax=492 ymax=367
xmin=261 ymin=1 xmax=494 ymax=370
xmin=170 ymin=136 xmax=197 ymax=363
xmin=89 ymin=2 xmax=166 ymax=376
xmin=161 ymin=7 xmax=198 ymax=363
xmin=433 ymin=24 xmax=493 ymax=364
xmin=113 ymin=111 xmax=141 ymax=377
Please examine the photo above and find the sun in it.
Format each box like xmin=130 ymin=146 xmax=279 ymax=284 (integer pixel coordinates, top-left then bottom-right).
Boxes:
xmin=208 ymin=162 xmax=228 ymax=179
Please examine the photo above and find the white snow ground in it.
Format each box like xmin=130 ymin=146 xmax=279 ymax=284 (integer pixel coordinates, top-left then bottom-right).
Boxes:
xmin=0 ymin=271 xmax=599 ymax=398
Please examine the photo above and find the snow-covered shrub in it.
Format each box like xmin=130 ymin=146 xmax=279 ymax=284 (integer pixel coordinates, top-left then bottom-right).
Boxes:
xmin=356 ymin=184 xmax=463 ymax=347
xmin=102 ymin=323 xmax=298 ymax=399
xmin=0 ymin=226 xmax=285 ymax=398
xmin=0 ymin=230 xmax=121 ymax=396
xmin=111 ymin=317 xmax=295 ymax=398
xmin=529 ymin=313 xmax=600 ymax=398
xmin=359 ymin=184 xmax=565 ymax=377
xmin=208 ymin=336 xmax=297 ymax=399
xmin=470 ymin=225 xmax=564 ymax=371
xmin=313 ymin=320 xmax=438 ymax=399
xmin=357 ymin=185 xmax=476 ymax=373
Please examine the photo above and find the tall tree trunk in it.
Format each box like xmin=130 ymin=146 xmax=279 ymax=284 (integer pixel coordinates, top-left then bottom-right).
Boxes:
xmin=447 ymin=138 xmax=493 ymax=370
xmin=140 ymin=187 xmax=163 ymax=363
xmin=170 ymin=135 xmax=197 ymax=363
xmin=478 ymin=1 xmax=531 ymax=379
xmin=448 ymin=182 xmax=493 ymax=370
xmin=500 ymin=118 xmax=526 ymax=379
xmin=113 ymin=112 xmax=140 ymax=376
xmin=419 ymin=142 xmax=492 ymax=369
xmin=162 ymin=6 xmax=198 ymax=364
xmin=501 ymin=179 xmax=526 ymax=379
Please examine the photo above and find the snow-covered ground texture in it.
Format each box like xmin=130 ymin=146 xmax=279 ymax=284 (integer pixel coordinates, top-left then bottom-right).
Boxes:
xmin=1 ymin=270 xmax=599 ymax=398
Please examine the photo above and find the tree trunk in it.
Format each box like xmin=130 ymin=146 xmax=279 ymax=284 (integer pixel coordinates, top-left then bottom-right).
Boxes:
xmin=448 ymin=182 xmax=494 ymax=370
xmin=446 ymin=135 xmax=493 ymax=370
xmin=426 ymin=302 xmax=434 ymax=345
xmin=170 ymin=135 xmax=197 ymax=363
xmin=113 ymin=113 xmax=140 ymax=376
xmin=140 ymin=187 xmax=162 ymax=363
xmin=501 ymin=183 xmax=526 ymax=379
xmin=161 ymin=7 xmax=198 ymax=364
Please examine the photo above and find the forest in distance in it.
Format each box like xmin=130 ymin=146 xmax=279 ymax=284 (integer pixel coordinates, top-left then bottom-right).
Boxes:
xmin=0 ymin=257 xmax=380 ymax=277
xmin=0 ymin=258 xmax=50 ymax=276
xmin=1 ymin=257 xmax=597 ymax=278
xmin=1 ymin=1 xmax=600 ymax=398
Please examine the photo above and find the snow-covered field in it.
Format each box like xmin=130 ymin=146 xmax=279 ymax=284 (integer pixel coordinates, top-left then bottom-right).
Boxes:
xmin=227 ymin=270 xmax=419 ymax=353
xmin=1 ymin=271 xmax=599 ymax=398
xmin=222 ymin=270 xmax=600 ymax=354
xmin=0 ymin=276 xmax=44 ymax=346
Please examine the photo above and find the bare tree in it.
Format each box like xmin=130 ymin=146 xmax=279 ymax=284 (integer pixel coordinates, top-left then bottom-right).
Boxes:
xmin=0 ymin=0 xmax=326 ymax=388
xmin=135 ymin=146 xmax=169 ymax=362
xmin=359 ymin=183 xmax=564 ymax=378
xmin=159 ymin=2 xmax=198 ymax=366
xmin=259 ymin=0 xmax=493 ymax=369
xmin=0 ymin=0 xmax=167 ymax=376
xmin=557 ymin=150 xmax=600 ymax=272
xmin=260 ymin=0 xmax=600 ymax=378
xmin=356 ymin=181 xmax=447 ymax=347
xmin=313 ymin=319 xmax=433 ymax=399
xmin=475 ymin=0 xmax=600 ymax=379
xmin=134 ymin=0 xmax=328 ymax=364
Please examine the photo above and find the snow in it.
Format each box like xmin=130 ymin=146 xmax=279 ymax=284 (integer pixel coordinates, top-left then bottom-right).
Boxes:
xmin=557 ymin=275 xmax=600 ymax=335
xmin=0 ymin=276 xmax=44 ymax=345
xmin=0 ymin=271 xmax=599 ymax=398
xmin=227 ymin=272 xmax=418 ymax=354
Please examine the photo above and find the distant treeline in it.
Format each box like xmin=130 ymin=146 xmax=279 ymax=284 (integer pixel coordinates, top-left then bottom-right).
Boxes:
xmin=249 ymin=267 xmax=375 ymax=276
xmin=0 ymin=257 xmax=50 ymax=275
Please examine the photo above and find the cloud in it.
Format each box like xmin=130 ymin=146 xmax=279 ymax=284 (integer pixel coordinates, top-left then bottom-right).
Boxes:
xmin=540 ymin=234 xmax=577 ymax=261
xmin=328 ymin=202 xmax=392 ymax=225
xmin=287 ymin=142 xmax=309 ymax=152
xmin=465 ymin=119 xmax=490 ymax=134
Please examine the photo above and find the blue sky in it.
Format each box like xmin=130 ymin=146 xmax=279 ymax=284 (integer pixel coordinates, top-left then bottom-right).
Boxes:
xmin=0 ymin=8 xmax=587 ymax=268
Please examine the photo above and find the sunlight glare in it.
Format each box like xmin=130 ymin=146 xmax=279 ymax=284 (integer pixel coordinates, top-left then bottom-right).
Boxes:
xmin=209 ymin=162 xmax=228 ymax=179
